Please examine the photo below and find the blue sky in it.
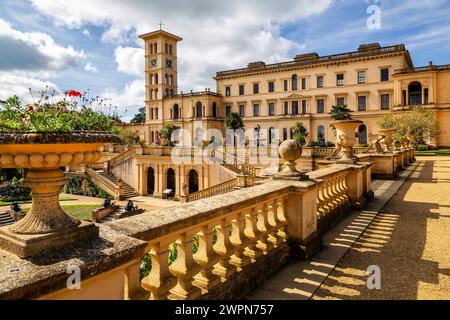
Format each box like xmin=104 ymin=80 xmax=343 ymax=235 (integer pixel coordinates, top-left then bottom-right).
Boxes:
xmin=0 ymin=0 xmax=449 ymax=120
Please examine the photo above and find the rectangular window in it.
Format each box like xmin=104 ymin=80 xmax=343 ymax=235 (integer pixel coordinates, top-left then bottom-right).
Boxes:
xmin=253 ymin=104 xmax=260 ymax=117
xmin=225 ymin=86 xmax=231 ymax=97
xmin=381 ymin=68 xmax=389 ymax=81
xmin=253 ymin=83 xmax=259 ymax=94
xmin=284 ymin=80 xmax=288 ymax=92
xmin=317 ymin=76 xmax=324 ymax=88
xmin=317 ymin=99 xmax=325 ymax=113
xmin=337 ymin=73 xmax=345 ymax=86
xmin=292 ymin=101 xmax=299 ymax=115
xmin=358 ymin=71 xmax=366 ymax=84
xmin=284 ymin=101 xmax=289 ymax=115
xmin=239 ymin=84 xmax=245 ymax=96
xmin=358 ymin=96 xmax=367 ymax=111
xmin=226 ymin=105 xmax=231 ymax=115
xmin=301 ymin=78 xmax=306 ymax=90
xmin=239 ymin=104 xmax=245 ymax=117
xmin=302 ymin=100 xmax=307 ymax=114
xmin=268 ymin=81 xmax=275 ymax=93
xmin=381 ymin=94 xmax=390 ymax=110
xmin=337 ymin=97 xmax=345 ymax=106
xmin=269 ymin=102 xmax=275 ymax=116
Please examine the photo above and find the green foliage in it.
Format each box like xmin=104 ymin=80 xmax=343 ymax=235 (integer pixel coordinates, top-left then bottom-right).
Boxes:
xmin=223 ymin=112 xmax=244 ymax=131
xmin=64 ymin=176 xmax=83 ymax=195
xmin=130 ymin=107 xmax=146 ymax=123
xmin=329 ymin=104 xmax=353 ymax=121
xmin=0 ymin=184 xmax=30 ymax=202
xmin=291 ymin=122 xmax=309 ymax=146
xmin=354 ymin=143 xmax=369 ymax=148
xmin=377 ymin=106 xmax=439 ymax=144
xmin=0 ymin=95 xmax=119 ymax=133
xmin=159 ymin=124 xmax=180 ymax=146
xmin=415 ymin=144 xmax=429 ymax=151
xmin=87 ymin=179 xmax=110 ymax=198
xmin=117 ymin=128 xmax=141 ymax=145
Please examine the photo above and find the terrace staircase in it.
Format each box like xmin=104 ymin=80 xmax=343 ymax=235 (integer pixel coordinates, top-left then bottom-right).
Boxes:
xmin=97 ymin=171 xmax=139 ymax=199
xmin=85 ymin=168 xmax=139 ymax=200
xmin=0 ymin=211 xmax=15 ymax=227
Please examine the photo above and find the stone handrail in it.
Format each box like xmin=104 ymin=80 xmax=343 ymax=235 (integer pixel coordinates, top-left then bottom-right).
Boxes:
xmin=107 ymin=147 xmax=138 ymax=170
xmin=311 ymin=147 xmax=335 ymax=158
xmin=85 ymin=168 xmax=123 ymax=199
xmin=182 ymin=178 xmax=239 ymax=202
xmin=213 ymin=148 xmax=258 ymax=176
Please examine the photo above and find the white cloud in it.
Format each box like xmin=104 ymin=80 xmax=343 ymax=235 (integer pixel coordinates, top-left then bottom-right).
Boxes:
xmin=0 ymin=72 xmax=61 ymax=102
xmin=30 ymin=0 xmax=332 ymax=92
xmin=101 ymin=79 xmax=145 ymax=117
xmin=82 ymin=29 xmax=92 ymax=38
xmin=0 ymin=18 xmax=85 ymax=73
xmin=114 ymin=46 xmax=144 ymax=77
xmin=84 ymin=62 xmax=99 ymax=73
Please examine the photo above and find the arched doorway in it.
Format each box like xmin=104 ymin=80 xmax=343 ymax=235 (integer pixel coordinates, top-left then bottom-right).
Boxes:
xmin=317 ymin=125 xmax=325 ymax=142
xmin=408 ymin=82 xmax=422 ymax=106
xmin=358 ymin=125 xmax=368 ymax=145
xmin=173 ymin=104 xmax=179 ymax=119
xmin=166 ymin=168 xmax=176 ymax=197
xmin=147 ymin=167 xmax=155 ymax=195
xmin=268 ymin=127 xmax=276 ymax=145
xmin=188 ymin=169 xmax=199 ymax=194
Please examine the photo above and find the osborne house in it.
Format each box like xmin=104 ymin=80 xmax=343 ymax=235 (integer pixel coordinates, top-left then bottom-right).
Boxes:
xmin=100 ymin=28 xmax=450 ymax=201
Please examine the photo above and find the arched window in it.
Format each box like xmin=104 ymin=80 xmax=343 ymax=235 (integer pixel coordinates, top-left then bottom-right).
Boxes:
xmin=283 ymin=128 xmax=288 ymax=141
xmin=358 ymin=125 xmax=368 ymax=145
xmin=188 ymin=169 xmax=199 ymax=194
xmin=173 ymin=104 xmax=179 ymax=119
xmin=268 ymin=127 xmax=276 ymax=145
xmin=292 ymin=74 xmax=298 ymax=91
xmin=196 ymin=101 xmax=202 ymax=118
xmin=147 ymin=167 xmax=155 ymax=195
xmin=155 ymin=74 xmax=158 ymax=84
xmin=212 ymin=102 xmax=217 ymax=118
xmin=254 ymin=127 xmax=260 ymax=146
xmin=317 ymin=125 xmax=325 ymax=142
xmin=408 ymin=82 xmax=422 ymax=106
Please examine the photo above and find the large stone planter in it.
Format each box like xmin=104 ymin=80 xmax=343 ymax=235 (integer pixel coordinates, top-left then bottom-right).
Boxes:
xmin=379 ymin=129 xmax=395 ymax=153
xmin=0 ymin=131 xmax=121 ymax=257
xmin=331 ymin=120 xmax=364 ymax=164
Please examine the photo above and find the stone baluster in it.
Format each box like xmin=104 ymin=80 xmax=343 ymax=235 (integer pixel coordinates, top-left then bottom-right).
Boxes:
xmin=276 ymin=197 xmax=288 ymax=242
xmin=244 ymin=208 xmax=262 ymax=262
xmin=193 ymin=223 xmax=221 ymax=293
xmin=255 ymin=204 xmax=273 ymax=255
xmin=213 ymin=216 xmax=237 ymax=282
xmin=317 ymin=184 xmax=326 ymax=219
xmin=229 ymin=212 xmax=251 ymax=271
xmin=141 ymin=240 xmax=176 ymax=300
xmin=168 ymin=231 xmax=202 ymax=300
xmin=267 ymin=201 xmax=283 ymax=247
xmin=329 ymin=177 xmax=340 ymax=209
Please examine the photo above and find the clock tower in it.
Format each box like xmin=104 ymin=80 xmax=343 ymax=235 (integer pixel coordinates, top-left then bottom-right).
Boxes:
xmin=139 ymin=29 xmax=182 ymax=123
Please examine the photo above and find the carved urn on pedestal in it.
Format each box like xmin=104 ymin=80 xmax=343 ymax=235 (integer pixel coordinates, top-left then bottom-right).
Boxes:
xmin=0 ymin=131 xmax=121 ymax=258
xmin=331 ymin=120 xmax=364 ymax=164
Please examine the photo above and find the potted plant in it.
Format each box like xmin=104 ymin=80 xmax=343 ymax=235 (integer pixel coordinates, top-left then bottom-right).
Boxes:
xmin=329 ymin=105 xmax=363 ymax=164
xmin=0 ymin=95 xmax=121 ymax=257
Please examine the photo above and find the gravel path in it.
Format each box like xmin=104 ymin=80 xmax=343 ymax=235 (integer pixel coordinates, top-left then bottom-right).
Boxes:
xmin=312 ymin=156 xmax=450 ymax=300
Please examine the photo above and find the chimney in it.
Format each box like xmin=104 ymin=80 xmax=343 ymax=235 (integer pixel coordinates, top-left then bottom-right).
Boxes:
xmin=429 ymin=61 xmax=433 ymax=66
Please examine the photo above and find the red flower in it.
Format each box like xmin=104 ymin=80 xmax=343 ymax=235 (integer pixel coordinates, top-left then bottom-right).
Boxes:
xmin=67 ymin=90 xmax=82 ymax=97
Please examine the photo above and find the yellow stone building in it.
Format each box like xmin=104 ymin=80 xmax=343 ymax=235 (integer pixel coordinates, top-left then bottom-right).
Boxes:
xmin=128 ymin=29 xmax=450 ymax=148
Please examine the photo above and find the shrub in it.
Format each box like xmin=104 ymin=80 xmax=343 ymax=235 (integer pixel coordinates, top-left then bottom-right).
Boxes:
xmin=0 ymin=184 xmax=31 ymax=202
xmin=64 ymin=176 xmax=83 ymax=195
xmin=309 ymin=140 xmax=336 ymax=148
xmin=415 ymin=144 xmax=429 ymax=151
xmin=354 ymin=143 xmax=369 ymax=148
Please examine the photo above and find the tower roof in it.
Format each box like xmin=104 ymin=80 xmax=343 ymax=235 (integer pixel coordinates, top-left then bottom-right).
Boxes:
xmin=138 ymin=29 xmax=182 ymax=42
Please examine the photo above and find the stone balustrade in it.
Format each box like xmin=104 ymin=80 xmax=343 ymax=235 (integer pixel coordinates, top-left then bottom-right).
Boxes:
xmin=0 ymin=161 xmax=372 ymax=300
xmin=85 ymin=168 xmax=124 ymax=200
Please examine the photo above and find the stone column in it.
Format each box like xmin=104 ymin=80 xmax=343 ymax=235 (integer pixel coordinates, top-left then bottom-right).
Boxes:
xmin=345 ymin=164 xmax=366 ymax=210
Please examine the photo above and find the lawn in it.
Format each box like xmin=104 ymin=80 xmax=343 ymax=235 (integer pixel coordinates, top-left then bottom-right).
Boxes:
xmin=415 ymin=149 xmax=450 ymax=156
xmin=22 ymin=204 xmax=99 ymax=222
xmin=0 ymin=195 xmax=77 ymax=206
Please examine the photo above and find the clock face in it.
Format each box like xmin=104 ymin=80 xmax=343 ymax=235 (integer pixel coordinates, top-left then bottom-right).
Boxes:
xmin=166 ymin=59 xmax=172 ymax=68
xmin=150 ymin=59 xmax=157 ymax=68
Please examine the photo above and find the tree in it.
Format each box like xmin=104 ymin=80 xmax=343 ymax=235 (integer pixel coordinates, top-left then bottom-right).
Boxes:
xmin=377 ymin=106 xmax=439 ymax=145
xmin=130 ymin=107 xmax=146 ymax=123
xmin=291 ymin=122 xmax=309 ymax=146
xmin=330 ymin=104 xmax=353 ymax=121
xmin=223 ymin=112 xmax=244 ymax=130
xmin=158 ymin=124 xmax=180 ymax=146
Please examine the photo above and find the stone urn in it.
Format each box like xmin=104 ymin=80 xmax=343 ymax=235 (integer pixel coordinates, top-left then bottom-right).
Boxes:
xmin=331 ymin=120 xmax=364 ymax=164
xmin=379 ymin=129 xmax=395 ymax=153
xmin=400 ymin=138 xmax=409 ymax=150
xmin=407 ymin=134 xmax=415 ymax=147
xmin=274 ymin=139 xmax=308 ymax=180
xmin=0 ymin=131 xmax=121 ymax=257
